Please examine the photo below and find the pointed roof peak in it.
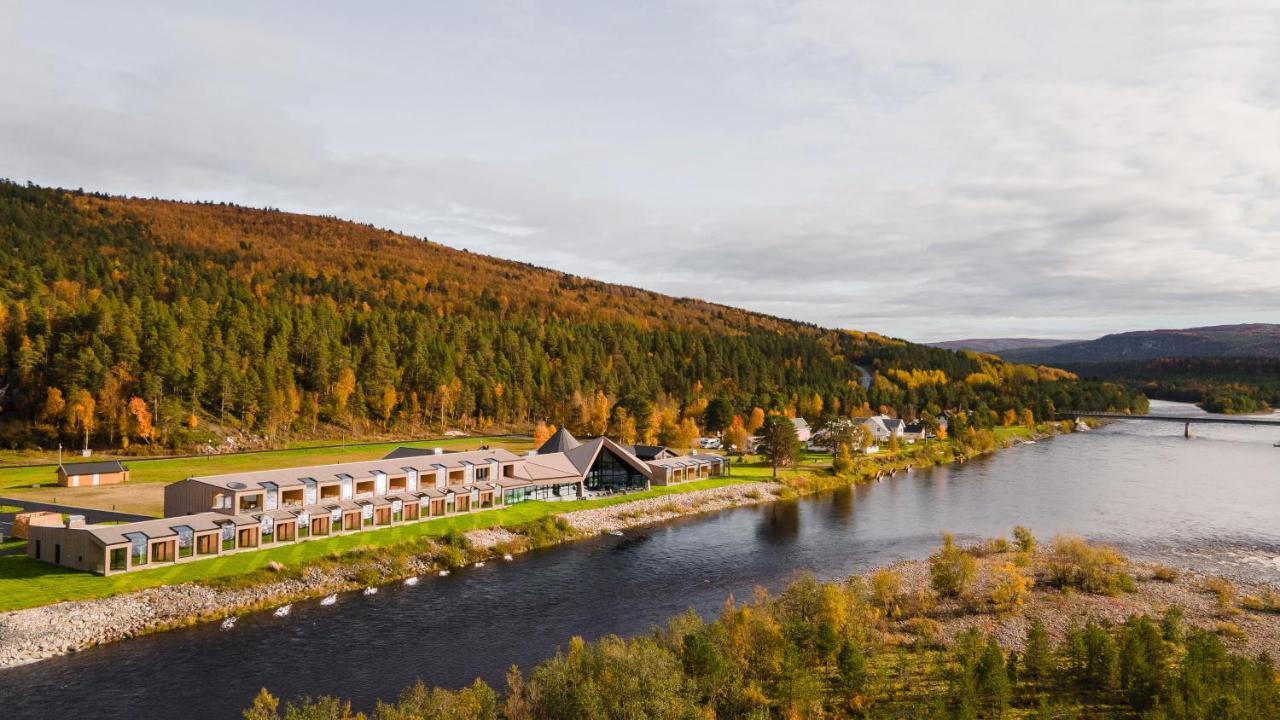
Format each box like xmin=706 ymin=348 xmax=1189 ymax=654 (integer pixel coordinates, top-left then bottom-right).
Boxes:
xmin=537 ymin=426 xmax=581 ymax=454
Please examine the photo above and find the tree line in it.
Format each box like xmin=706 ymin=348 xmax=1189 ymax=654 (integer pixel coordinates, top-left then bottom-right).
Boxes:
xmin=0 ymin=181 xmax=1146 ymax=452
xmin=241 ymin=544 xmax=1279 ymax=719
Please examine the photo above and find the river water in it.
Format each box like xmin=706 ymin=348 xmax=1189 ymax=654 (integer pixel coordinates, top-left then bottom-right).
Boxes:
xmin=2 ymin=401 xmax=1277 ymax=718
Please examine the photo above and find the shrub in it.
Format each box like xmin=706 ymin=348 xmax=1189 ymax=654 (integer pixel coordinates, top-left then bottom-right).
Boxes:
xmin=1151 ymin=564 xmax=1180 ymax=582
xmin=1241 ymin=589 xmax=1280 ymax=614
xmin=897 ymin=589 xmax=938 ymax=619
xmin=1202 ymin=576 xmax=1239 ymax=616
xmin=355 ymin=565 xmax=382 ymax=586
xmin=930 ymin=533 xmax=977 ymax=598
xmin=1045 ymin=534 xmax=1133 ymax=595
xmin=1215 ymin=621 xmax=1247 ymax=643
xmin=434 ymin=543 xmax=467 ymax=569
xmin=869 ymin=568 xmax=901 ymax=613
xmin=990 ymin=562 xmax=1034 ymax=615
xmin=902 ymin=617 xmax=942 ymax=645
xmin=1012 ymin=525 xmax=1037 ymax=554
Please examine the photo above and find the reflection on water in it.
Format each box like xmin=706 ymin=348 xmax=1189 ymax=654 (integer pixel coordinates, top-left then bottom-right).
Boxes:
xmin=2 ymin=401 xmax=1277 ymax=719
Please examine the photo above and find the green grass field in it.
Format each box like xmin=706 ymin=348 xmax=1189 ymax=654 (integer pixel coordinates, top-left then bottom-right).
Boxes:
xmin=0 ymin=475 xmax=748 ymax=612
xmin=0 ymin=435 xmax=534 ymax=491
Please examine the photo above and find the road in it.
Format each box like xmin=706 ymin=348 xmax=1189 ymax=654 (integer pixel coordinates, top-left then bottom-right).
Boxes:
xmin=853 ymin=364 xmax=872 ymax=390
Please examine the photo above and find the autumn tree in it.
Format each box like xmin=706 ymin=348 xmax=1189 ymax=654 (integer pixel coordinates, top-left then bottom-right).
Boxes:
xmin=332 ymin=367 xmax=357 ymax=419
xmin=746 ymin=407 xmax=766 ymax=433
xmin=533 ymin=420 xmax=555 ymax=445
xmin=66 ymin=389 xmax=96 ymax=451
xmin=378 ymin=384 xmax=398 ymax=428
xmin=722 ymin=415 xmax=749 ymax=453
xmin=39 ymin=387 xmax=65 ymax=426
xmin=608 ymin=406 xmax=637 ymax=445
xmin=127 ymin=397 xmax=155 ymax=444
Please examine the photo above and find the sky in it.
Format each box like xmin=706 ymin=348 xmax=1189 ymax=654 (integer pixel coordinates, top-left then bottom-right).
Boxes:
xmin=3 ymin=1 xmax=1279 ymax=342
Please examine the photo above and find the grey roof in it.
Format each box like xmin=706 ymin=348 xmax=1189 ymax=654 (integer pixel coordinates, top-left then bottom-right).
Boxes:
xmin=382 ymin=446 xmax=443 ymax=460
xmin=625 ymin=444 xmax=675 ymax=461
xmin=537 ymin=427 xmax=581 ymax=454
xmin=562 ymin=437 xmax=653 ymax=479
xmin=183 ymin=449 xmax=521 ymax=492
xmin=60 ymin=460 xmax=128 ymax=475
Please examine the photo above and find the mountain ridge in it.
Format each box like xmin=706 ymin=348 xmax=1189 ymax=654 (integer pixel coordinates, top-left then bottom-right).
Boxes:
xmin=1000 ymin=324 xmax=1280 ymax=364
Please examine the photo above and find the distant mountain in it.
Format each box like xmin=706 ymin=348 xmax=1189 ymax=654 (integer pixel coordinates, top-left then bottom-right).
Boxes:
xmin=928 ymin=338 xmax=1073 ymax=354
xmin=1001 ymin=324 xmax=1280 ymax=365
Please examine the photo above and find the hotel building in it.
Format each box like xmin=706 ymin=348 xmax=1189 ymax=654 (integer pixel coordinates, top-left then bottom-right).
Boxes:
xmin=27 ymin=429 xmax=728 ymax=575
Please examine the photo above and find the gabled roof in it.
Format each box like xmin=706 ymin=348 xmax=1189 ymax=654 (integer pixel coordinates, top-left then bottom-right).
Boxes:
xmin=562 ymin=437 xmax=652 ymax=480
xmin=537 ymin=426 xmax=582 ymax=454
xmin=60 ymin=460 xmax=128 ymax=475
xmin=791 ymin=418 xmax=811 ymax=430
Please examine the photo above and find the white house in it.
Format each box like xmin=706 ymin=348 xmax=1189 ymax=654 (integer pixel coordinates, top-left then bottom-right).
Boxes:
xmin=790 ymin=417 xmax=812 ymax=443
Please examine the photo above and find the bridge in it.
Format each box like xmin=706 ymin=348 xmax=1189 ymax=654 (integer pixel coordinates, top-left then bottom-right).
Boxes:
xmin=1057 ymin=411 xmax=1280 ymax=438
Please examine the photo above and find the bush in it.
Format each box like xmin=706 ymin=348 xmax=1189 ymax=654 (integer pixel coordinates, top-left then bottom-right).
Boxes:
xmin=869 ymin=568 xmax=901 ymax=613
xmin=990 ymin=562 xmax=1034 ymax=615
xmin=1045 ymin=534 xmax=1133 ymax=595
xmin=1151 ymin=564 xmax=1180 ymax=582
xmin=1241 ymin=589 xmax=1280 ymax=614
xmin=1215 ymin=621 xmax=1247 ymax=643
xmin=902 ymin=617 xmax=942 ymax=645
xmin=1012 ymin=525 xmax=1037 ymax=554
xmin=1202 ymin=576 xmax=1239 ymax=616
xmin=930 ymin=533 xmax=977 ymax=598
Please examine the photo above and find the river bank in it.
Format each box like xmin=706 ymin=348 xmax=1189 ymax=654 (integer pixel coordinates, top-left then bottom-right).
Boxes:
xmin=0 ymin=426 xmax=1050 ymax=669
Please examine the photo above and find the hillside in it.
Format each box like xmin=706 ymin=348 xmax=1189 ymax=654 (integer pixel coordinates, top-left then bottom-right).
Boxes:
xmin=1001 ymin=324 xmax=1280 ymax=364
xmin=0 ymin=182 xmax=1145 ymax=451
xmin=928 ymin=337 xmax=1071 ymax=354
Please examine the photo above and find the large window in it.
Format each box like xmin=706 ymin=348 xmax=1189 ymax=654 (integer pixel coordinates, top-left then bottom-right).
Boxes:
xmin=584 ymin=451 xmax=647 ymax=492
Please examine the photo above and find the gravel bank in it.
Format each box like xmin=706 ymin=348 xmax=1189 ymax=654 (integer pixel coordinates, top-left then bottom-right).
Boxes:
xmin=561 ymin=482 xmax=785 ymax=535
xmin=874 ymin=553 xmax=1280 ymax=660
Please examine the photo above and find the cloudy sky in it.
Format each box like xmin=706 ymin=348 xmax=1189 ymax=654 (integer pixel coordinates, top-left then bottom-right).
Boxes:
xmin=3 ymin=2 xmax=1278 ymax=341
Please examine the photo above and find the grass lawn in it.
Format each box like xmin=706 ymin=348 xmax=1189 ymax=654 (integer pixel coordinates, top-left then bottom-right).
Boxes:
xmin=0 ymin=504 xmax=23 ymax=513
xmin=0 ymin=435 xmax=534 ymax=491
xmin=0 ymin=475 xmax=751 ymax=613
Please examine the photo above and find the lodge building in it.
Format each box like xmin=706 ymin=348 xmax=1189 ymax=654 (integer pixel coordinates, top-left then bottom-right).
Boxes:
xmin=27 ymin=429 xmax=729 ymax=575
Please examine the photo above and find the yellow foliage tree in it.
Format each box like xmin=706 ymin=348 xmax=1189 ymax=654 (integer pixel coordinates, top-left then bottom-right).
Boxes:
xmin=66 ymin=389 xmax=96 ymax=451
xmin=128 ymin=396 xmax=154 ymax=444
xmin=990 ymin=562 xmax=1034 ymax=614
xmin=747 ymin=407 xmax=766 ymax=433
xmin=533 ymin=420 xmax=554 ymax=445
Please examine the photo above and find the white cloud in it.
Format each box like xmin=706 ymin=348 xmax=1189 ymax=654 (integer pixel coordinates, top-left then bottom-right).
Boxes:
xmin=2 ymin=1 xmax=1278 ymax=341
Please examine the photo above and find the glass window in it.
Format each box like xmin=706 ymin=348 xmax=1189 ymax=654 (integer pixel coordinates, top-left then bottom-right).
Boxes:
xmin=584 ymin=451 xmax=647 ymax=492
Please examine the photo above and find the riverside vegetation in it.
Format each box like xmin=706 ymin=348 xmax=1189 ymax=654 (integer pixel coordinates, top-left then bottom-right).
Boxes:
xmin=242 ymin=528 xmax=1280 ymax=719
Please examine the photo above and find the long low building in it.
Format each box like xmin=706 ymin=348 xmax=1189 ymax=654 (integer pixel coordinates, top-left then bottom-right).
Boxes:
xmin=28 ymin=428 xmax=729 ymax=575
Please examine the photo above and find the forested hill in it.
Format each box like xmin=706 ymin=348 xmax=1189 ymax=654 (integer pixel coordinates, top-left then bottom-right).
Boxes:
xmin=0 ymin=181 xmax=1144 ymax=451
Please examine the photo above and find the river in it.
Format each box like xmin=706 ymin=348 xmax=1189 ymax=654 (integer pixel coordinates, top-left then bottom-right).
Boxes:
xmin=2 ymin=401 xmax=1277 ymax=718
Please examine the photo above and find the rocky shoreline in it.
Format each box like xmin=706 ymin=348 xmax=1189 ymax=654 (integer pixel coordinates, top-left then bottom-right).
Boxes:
xmin=0 ymin=480 xmax=783 ymax=669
